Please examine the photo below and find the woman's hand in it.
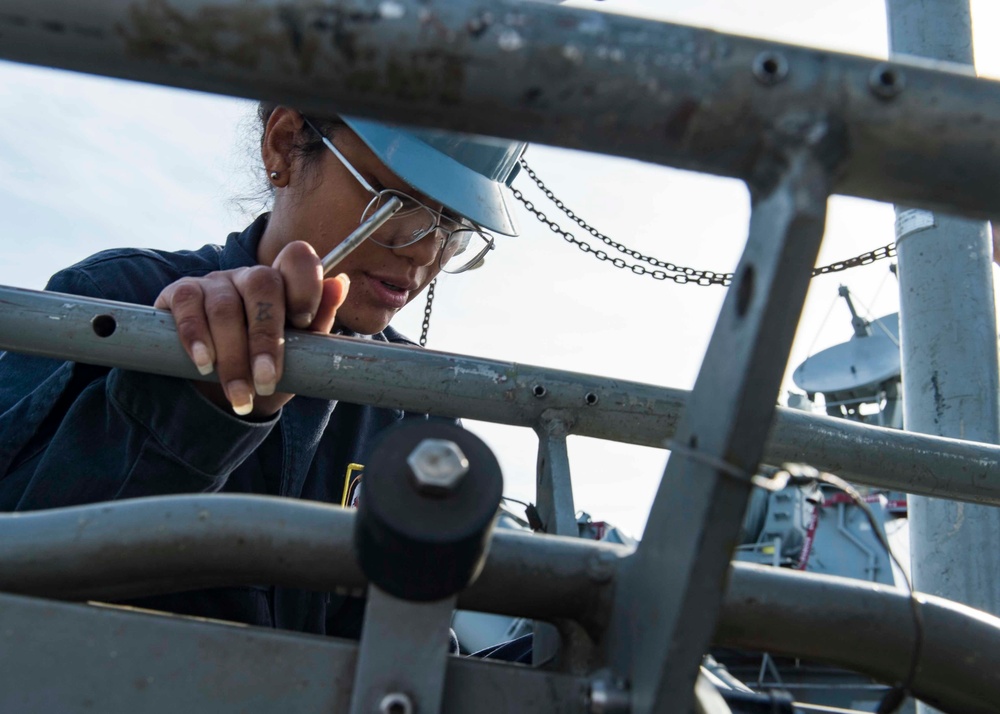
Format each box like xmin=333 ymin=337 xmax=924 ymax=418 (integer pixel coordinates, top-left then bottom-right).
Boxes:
xmin=154 ymin=241 xmax=350 ymax=417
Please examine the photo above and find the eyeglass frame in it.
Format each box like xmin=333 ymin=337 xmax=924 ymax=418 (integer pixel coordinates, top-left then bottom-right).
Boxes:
xmin=301 ymin=118 xmax=494 ymax=274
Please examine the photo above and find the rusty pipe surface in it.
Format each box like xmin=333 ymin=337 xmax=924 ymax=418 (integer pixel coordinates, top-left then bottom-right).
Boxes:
xmin=3 ymin=285 xmax=1000 ymax=505
xmin=0 ymin=0 xmax=998 ymax=219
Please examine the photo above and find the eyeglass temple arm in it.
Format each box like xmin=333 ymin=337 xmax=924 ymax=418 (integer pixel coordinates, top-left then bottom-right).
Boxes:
xmin=319 ymin=136 xmax=379 ymax=195
xmin=302 ymin=116 xmax=379 ymax=196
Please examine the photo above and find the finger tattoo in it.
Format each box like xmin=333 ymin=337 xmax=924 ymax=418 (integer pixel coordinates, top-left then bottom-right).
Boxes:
xmin=256 ymin=302 xmax=274 ymax=322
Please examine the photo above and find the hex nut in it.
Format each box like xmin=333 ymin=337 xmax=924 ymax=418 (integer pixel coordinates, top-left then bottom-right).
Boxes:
xmin=407 ymin=439 xmax=469 ymax=494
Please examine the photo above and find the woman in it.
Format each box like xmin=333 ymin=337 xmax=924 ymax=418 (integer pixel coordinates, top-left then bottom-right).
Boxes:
xmin=0 ymin=104 xmax=526 ymax=635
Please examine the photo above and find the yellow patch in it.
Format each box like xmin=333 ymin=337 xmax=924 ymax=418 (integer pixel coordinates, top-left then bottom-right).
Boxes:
xmin=341 ymin=463 xmax=364 ymax=508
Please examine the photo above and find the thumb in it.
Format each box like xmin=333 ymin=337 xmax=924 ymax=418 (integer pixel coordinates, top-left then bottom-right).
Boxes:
xmin=310 ymin=273 xmax=350 ymax=333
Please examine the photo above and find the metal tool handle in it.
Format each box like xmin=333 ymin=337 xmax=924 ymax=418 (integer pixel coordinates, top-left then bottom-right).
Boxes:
xmin=321 ymin=196 xmax=403 ymax=275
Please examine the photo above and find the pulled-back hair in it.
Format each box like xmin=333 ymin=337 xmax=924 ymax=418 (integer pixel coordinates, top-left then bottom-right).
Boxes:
xmin=256 ymin=101 xmax=347 ymax=180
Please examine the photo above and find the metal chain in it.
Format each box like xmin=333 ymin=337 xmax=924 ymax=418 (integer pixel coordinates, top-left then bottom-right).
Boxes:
xmin=811 ymin=243 xmax=896 ymax=276
xmin=514 ymin=158 xmax=897 ymax=285
xmin=419 ymin=277 xmax=436 ymax=347
xmin=420 ymin=162 xmax=897 ymax=345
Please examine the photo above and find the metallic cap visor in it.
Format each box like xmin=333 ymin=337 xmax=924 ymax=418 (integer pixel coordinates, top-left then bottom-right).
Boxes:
xmin=341 ymin=115 xmax=526 ymax=237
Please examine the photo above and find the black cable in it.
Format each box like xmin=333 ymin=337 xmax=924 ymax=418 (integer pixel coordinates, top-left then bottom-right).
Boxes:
xmin=809 ymin=471 xmax=924 ymax=714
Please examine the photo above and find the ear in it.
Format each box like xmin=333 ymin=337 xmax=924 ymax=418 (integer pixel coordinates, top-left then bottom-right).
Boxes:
xmin=262 ymin=107 xmax=305 ymax=186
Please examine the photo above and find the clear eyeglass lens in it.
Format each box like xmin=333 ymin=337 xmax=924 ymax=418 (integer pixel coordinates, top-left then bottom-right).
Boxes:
xmin=440 ymin=229 xmax=492 ymax=273
xmin=362 ymin=190 xmax=438 ymax=247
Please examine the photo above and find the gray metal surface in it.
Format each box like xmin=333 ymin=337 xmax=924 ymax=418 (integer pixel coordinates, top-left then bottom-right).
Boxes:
xmin=350 ymin=587 xmax=456 ymax=714
xmin=4 ymin=285 xmax=1000 ymax=506
xmin=0 ymin=495 xmax=622 ymax=632
xmin=535 ymin=411 xmax=577 ymax=537
xmin=809 ymin=500 xmax=894 ymax=585
xmin=792 ymin=331 xmax=900 ymax=395
xmin=886 ymin=11 xmax=1000 ymax=714
xmin=0 ymin=495 xmax=999 ymax=712
xmin=0 ymin=591 xmax=588 ymax=714
xmin=533 ymin=412 xmax=577 ymax=668
xmin=0 ymin=0 xmax=999 ymax=219
xmin=607 ymin=132 xmax=838 ymax=712
xmin=717 ymin=564 xmax=1000 ymax=714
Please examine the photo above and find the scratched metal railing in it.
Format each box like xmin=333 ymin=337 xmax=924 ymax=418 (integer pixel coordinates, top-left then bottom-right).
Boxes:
xmin=2 ymin=2 xmax=1000 ymax=714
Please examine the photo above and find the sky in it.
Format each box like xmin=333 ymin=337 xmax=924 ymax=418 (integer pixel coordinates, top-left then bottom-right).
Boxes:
xmin=1 ymin=0 xmax=998 ymax=537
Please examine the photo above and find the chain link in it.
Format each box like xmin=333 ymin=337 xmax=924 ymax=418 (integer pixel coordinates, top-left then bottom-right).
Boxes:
xmin=420 ymin=162 xmax=898 ymax=345
xmin=419 ymin=277 xmax=436 ymax=347
xmin=514 ymin=158 xmax=897 ymax=286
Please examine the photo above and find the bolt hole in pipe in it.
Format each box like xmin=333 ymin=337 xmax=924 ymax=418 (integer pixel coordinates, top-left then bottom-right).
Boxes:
xmin=91 ymin=314 xmax=117 ymax=338
xmin=869 ymin=63 xmax=905 ymax=99
xmin=585 ymin=392 xmax=599 ymax=406
xmin=752 ymin=51 xmax=788 ymax=85
xmin=735 ymin=264 xmax=755 ymax=317
xmin=533 ymin=384 xmax=548 ymax=398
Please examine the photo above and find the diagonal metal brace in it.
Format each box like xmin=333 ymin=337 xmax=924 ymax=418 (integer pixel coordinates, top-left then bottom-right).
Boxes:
xmin=604 ymin=114 xmax=845 ymax=713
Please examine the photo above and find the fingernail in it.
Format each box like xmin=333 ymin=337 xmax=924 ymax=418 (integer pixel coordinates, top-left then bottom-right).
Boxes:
xmin=291 ymin=313 xmax=313 ymax=329
xmin=253 ymin=354 xmax=277 ymax=396
xmin=227 ymin=380 xmax=254 ymax=416
xmin=337 ymin=273 xmax=351 ymax=288
xmin=191 ymin=341 xmax=213 ymax=376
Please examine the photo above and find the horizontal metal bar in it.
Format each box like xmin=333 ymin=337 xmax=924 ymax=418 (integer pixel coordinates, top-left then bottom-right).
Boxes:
xmin=0 ymin=590 xmax=588 ymax=714
xmin=0 ymin=494 xmax=621 ymax=634
xmin=3 ymin=285 xmax=1000 ymax=505
xmin=2 ymin=0 xmax=999 ymax=218
xmin=717 ymin=563 xmax=1000 ymax=714
xmin=2 ymin=494 xmax=999 ymax=713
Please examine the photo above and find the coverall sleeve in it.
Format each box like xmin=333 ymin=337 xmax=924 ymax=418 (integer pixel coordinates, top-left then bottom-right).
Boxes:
xmin=0 ymin=265 xmax=277 ymax=511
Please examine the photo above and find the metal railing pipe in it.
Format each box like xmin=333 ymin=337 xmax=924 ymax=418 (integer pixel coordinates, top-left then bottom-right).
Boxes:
xmin=1 ymin=494 xmax=999 ymax=713
xmin=717 ymin=563 xmax=1000 ymax=714
xmin=1 ymin=0 xmax=999 ymax=219
xmin=3 ymin=285 xmax=1000 ymax=504
xmin=0 ymin=494 xmax=621 ymax=633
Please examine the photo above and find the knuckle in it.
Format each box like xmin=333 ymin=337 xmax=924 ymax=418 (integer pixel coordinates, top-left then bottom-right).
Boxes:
xmin=244 ymin=266 xmax=284 ymax=293
xmin=168 ymin=280 xmax=204 ymax=306
xmin=205 ymin=293 xmax=245 ymax=322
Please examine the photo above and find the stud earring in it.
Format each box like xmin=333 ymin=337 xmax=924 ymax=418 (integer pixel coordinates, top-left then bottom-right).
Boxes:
xmin=269 ymin=171 xmax=280 ymax=181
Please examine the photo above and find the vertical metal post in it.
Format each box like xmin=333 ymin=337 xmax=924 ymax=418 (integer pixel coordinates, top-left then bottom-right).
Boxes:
xmin=887 ymin=0 xmax=1000 ymax=610
xmin=887 ymin=2 xmax=1000 ymax=711
xmin=534 ymin=411 xmax=578 ymax=538
xmin=533 ymin=411 xmax=577 ymax=667
xmin=605 ymin=115 xmax=842 ymax=713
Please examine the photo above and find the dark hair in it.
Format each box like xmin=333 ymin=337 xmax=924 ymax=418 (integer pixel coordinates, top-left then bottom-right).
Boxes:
xmin=256 ymin=101 xmax=346 ymax=181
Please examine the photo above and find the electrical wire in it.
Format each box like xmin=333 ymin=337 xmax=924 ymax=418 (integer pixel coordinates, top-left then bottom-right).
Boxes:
xmin=776 ymin=466 xmax=923 ymax=714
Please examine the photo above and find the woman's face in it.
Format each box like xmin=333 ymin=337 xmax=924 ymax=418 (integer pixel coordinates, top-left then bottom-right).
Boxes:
xmin=264 ymin=116 xmax=445 ymax=336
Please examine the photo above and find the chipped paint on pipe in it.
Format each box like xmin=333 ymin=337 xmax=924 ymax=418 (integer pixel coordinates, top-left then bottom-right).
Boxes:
xmin=3 ymin=286 xmax=1000 ymax=506
xmin=0 ymin=0 xmax=999 ymax=218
